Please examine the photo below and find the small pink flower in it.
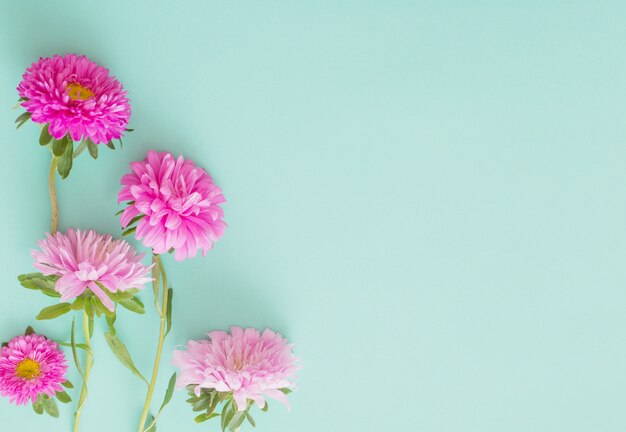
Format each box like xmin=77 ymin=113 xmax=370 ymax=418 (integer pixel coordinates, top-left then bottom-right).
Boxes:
xmin=0 ymin=334 xmax=68 ymax=405
xmin=173 ymin=326 xmax=300 ymax=411
xmin=17 ymin=53 xmax=130 ymax=144
xmin=118 ymin=150 xmax=226 ymax=261
xmin=31 ymin=228 xmax=152 ymax=311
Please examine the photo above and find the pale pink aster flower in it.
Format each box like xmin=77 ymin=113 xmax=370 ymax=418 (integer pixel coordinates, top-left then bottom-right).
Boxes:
xmin=0 ymin=334 xmax=68 ymax=405
xmin=173 ymin=326 xmax=300 ymax=411
xmin=31 ymin=228 xmax=152 ymax=311
xmin=17 ymin=53 xmax=130 ymax=144
xmin=118 ymin=150 xmax=226 ymax=261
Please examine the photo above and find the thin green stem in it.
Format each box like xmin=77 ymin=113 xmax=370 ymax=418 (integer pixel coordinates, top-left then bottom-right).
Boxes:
xmin=137 ymin=254 xmax=169 ymax=432
xmin=49 ymin=156 xmax=58 ymax=234
xmin=74 ymin=311 xmax=93 ymax=432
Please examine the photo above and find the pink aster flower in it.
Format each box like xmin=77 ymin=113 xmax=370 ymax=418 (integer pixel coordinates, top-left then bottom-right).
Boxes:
xmin=173 ymin=326 xmax=300 ymax=412
xmin=118 ymin=150 xmax=226 ymax=261
xmin=17 ymin=53 xmax=130 ymax=144
xmin=0 ymin=334 xmax=68 ymax=405
xmin=31 ymin=228 xmax=152 ymax=311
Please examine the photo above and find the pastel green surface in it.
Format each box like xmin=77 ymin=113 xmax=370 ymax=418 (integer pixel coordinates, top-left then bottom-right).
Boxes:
xmin=1 ymin=1 xmax=626 ymax=431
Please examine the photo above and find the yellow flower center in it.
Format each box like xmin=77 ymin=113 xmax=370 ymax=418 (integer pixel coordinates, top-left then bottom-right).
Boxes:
xmin=66 ymin=83 xmax=94 ymax=101
xmin=15 ymin=358 xmax=41 ymax=380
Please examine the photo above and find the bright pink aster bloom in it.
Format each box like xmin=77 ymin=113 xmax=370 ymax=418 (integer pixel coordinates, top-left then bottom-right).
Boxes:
xmin=173 ymin=326 xmax=300 ymax=411
xmin=118 ymin=150 xmax=226 ymax=261
xmin=31 ymin=228 xmax=152 ymax=311
xmin=17 ymin=53 xmax=130 ymax=144
xmin=0 ymin=334 xmax=68 ymax=405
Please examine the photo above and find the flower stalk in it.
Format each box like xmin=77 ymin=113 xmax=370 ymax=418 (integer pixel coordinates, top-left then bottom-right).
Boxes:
xmin=137 ymin=254 xmax=169 ymax=432
xmin=73 ymin=311 xmax=93 ymax=432
xmin=48 ymin=156 xmax=58 ymax=234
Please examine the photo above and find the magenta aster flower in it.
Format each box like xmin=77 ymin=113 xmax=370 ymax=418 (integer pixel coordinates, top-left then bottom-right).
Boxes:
xmin=118 ymin=150 xmax=226 ymax=261
xmin=31 ymin=228 xmax=152 ymax=311
xmin=0 ymin=334 xmax=68 ymax=405
xmin=17 ymin=53 xmax=130 ymax=144
xmin=173 ymin=326 xmax=300 ymax=412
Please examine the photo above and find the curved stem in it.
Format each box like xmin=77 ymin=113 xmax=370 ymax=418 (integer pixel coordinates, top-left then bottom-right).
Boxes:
xmin=137 ymin=254 xmax=169 ymax=432
xmin=74 ymin=311 xmax=93 ymax=432
xmin=49 ymin=156 xmax=58 ymax=234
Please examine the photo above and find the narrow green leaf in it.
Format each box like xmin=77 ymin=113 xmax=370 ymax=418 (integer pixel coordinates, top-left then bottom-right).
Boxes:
xmin=70 ymin=318 xmax=84 ymax=377
xmin=118 ymin=297 xmax=145 ymax=314
xmin=165 ymin=288 xmax=173 ymax=337
xmin=115 ymin=208 xmax=125 ymax=216
xmin=228 ymin=411 xmax=246 ymax=431
xmin=43 ymin=395 xmax=59 ymax=417
xmin=125 ymin=128 xmax=134 ymax=132
xmin=62 ymin=380 xmax=74 ymax=389
xmin=106 ymin=314 xmax=117 ymax=336
xmin=122 ymin=226 xmax=137 ymax=237
xmin=24 ymin=326 xmax=35 ymax=336
xmin=261 ymin=402 xmax=269 ymax=412
xmin=39 ymin=126 xmax=53 ymax=146
xmin=195 ymin=412 xmax=220 ymax=423
xmin=221 ymin=400 xmax=233 ymax=432
xmin=57 ymin=139 xmax=74 ymax=179
xmin=118 ymin=137 xmax=124 ymax=147
xmin=71 ymin=297 xmax=86 ymax=310
xmin=103 ymin=332 xmax=148 ymax=384
xmin=106 ymin=141 xmax=115 ymax=150
xmin=15 ymin=112 xmax=31 ymax=129
xmin=88 ymin=314 xmax=94 ymax=337
xmin=143 ymin=413 xmax=157 ymax=432
xmin=86 ymin=138 xmax=98 ymax=159
xmin=157 ymin=373 xmax=177 ymax=414
xmin=36 ymin=303 xmax=71 ymax=320
xmin=245 ymin=411 xmax=256 ymax=427
xmin=55 ymin=390 xmax=72 ymax=403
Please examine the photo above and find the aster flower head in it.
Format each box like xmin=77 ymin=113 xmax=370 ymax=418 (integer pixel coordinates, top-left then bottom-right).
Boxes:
xmin=25 ymin=228 xmax=152 ymax=313
xmin=17 ymin=53 xmax=130 ymax=145
xmin=173 ymin=327 xmax=300 ymax=428
xmin=118 ymin=150 xmax=226 ymax=261
xmin=0 ymin=332 xmax=68 ymax=406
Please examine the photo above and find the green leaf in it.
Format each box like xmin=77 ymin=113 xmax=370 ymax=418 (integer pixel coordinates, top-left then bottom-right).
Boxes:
xmin=91 ymin=296 xmax=115 ymax=317
xmin=118 ymin=297 xmax=145 ymax=314
xmin=71 ymin=297 xmax=86 ymax=310
xmin=43 ymin=395 xmax=59 ymax=417
xmin=18 ymin=273 xmax=61 ymax=297
xmin=15 ymin=112 xmax=31 ymax=129
xmin=88 ymin=314 xmax=94 ymax=337
xmin=57 ymin=139 xmax=74 ymax=179
xmin=221 ymin=400 xmax=233 ymax=432
xmin=86 ymin=138 xmax=98 ymax=159
xmin=261 ymin=402 xmax=269 ymax=412
xmin=106 ymin=314 xmax=117 ymax=336
xmin=125 ymin=128 xmax=134 ymax=132
xmin=106 ymin=141 xmax=115 ymax=150
xmin=52 ymin=135 xmax=68 ymax=157
xmin=279 ymin=388 xmax=293 ymax=394
xmin=195 ymin=412 xmax=220 ymax=423
xmin=62 ymin=380 xmax=74 ymax=389
xmin=36 ymin=303 xmax=71 ymax=320
xmin=103 ymin=332 xmax=148 ymax=384
xmin=70 ymin=318 xmax=84 ymax=377
xmin=245 ymin=411 xmax=256 ymax=427
xmin=118 ymin=137 xmax=124 ymax=147
xmin=143 ymin=414 xmax=157 ymax=432
xmin=39 ymin=126 xmax=53 ymax=146
xmin=56 ymin=390 xmax=72 ymax=404
xmin=228 ymin=411 xmax=246 ymax=431
xmin=165 ymin=288 xmax=173 ymax=337
xmin=24 ymin=326 xmax=35 ymax=336
xmin=122 ymin=226 xmax=137 ymax=237
xmin=32 ymin=394 xmax=44 ymax=415
xmin=157 ymin=373 xmax=177 ymax=415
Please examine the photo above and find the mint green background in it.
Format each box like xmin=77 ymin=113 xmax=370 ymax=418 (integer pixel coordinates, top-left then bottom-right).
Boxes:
xmin=1 ymin=1 xmax=626 ymax=431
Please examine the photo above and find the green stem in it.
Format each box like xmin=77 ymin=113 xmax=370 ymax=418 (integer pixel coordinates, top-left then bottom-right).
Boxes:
xmin=137 ymin=254 xmax=169 ymax=432
xmin=49 ymin=156 xmax=58 ymax=234
xmin=74 ymin=311 xmax=93 ymax=432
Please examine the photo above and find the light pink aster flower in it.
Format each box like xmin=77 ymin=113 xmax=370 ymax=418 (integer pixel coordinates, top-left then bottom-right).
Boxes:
xmin=173 ymin=326 xmax=300 ymax=411
xmin=0 ymin=334 xmax=68 ymax=405
xmin=31 ymin=228 xmax=152 ymax=311
xmin=17 ymin=53 xmax=130 ymax=144
xmin=118 ymin=150 xmax=226 ymax=261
